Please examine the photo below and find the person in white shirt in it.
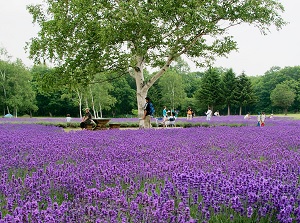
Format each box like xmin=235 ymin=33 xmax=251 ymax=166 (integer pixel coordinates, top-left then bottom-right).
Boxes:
xmin=257 ymin=112 xmax=261 ymax=127
xmin=261 ymin=112 xmax=266 ymax=126
xmin=205 ymin=107 xmax=212 ymax=121
xmin=66 ymin=114 xmax=72 ymax=126
xmin=244 ymin=113 xmax=250 ymax=119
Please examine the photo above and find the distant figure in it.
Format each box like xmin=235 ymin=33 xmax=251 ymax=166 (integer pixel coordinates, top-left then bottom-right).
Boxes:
xmin=261 ymin=112 xmax=266 ymax=127
xmin=142 ymin=97 xmax=152 ymax=128
xmin=164 ymin=113 xmax=176 ymax=127
xmin=205 ymin=107 xmax=212 ymax=121
xmin=270 ymin=113 xmax=274 ymax=119
xmin=163 ymin=106 xmax=167 ymax=119
xmin=187 ymin=107 xmax=193 ymax=120
xmin=244 ymin=113 xmax=250 ymax=120
xmin=174 ymin=109 xmax=179 ymax=118
xmin=66 ymin=114 xmax=72 ymax=126
xmin=214 ymin=110 xmax=220 ymax=116
xmin=257 ymin=112 xmax=261 ymax=127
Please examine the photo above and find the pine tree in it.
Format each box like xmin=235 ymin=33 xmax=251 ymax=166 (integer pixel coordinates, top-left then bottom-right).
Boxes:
xmin=236 ymin=73 xmax=257 ymax=115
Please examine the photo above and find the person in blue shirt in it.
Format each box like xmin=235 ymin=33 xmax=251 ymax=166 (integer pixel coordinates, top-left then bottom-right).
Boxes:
xmin=163 ymin=106 xmax=167 ymax=119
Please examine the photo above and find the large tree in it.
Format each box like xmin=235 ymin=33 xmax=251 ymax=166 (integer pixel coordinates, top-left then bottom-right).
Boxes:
xmin=221 ymin=68 xmax=238 ymax=115
xmin=27 ymin=0 xmax=286 ymax=121
xmin=194 ymin=67 xmax=223 ymax=112
xmin=270 ymin=83 xmax=296 ymax=115
xmin=236 ymin=72 xmax=256 ymax=115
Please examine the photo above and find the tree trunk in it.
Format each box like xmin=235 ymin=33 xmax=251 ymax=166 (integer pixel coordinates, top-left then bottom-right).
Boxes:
xmin=284 ymin=108 xmax=288 ymax=115
xmin=84 ymin=98 xmax=89 ymax=112
xmin=132 ymin=55 xmax=175 ymax=126
xmin=76 ymin=89 xmax=83 ymax=118
xmin=239 ymin=106 xmax=242 ymax=115
xmin=99 ymin=102 xmax=103 ymax=118
xmin=89 ymin=86 xmax=96 ymax=118
xmin=227 ymin=104 xmax=230 ymax=116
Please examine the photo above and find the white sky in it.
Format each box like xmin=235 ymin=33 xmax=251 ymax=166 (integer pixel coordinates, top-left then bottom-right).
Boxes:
xmin=0 ymin=0 xmax=299 ymax=76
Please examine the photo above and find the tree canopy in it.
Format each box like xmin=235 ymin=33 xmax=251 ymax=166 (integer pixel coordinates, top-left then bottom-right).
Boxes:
xmin=270 ymin=83 xmax=296 ymax=115
xmin=27 ymin=0 xmax=286 ymax=120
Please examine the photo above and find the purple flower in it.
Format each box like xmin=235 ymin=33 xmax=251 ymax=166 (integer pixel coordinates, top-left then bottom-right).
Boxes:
xmin=247 ymin=206 xmax=253 ymax=218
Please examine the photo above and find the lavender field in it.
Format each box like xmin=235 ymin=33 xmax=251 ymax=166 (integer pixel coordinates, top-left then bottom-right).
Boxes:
xmin=0 ymin=118 xmax=300 ymax=222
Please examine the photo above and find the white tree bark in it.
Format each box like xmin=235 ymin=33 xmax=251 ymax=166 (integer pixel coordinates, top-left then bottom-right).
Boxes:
xmin=89 ymin=86 xmax=96 ymax=118
xmin=133 ymin=55 xmax=174 ymax=126
xmin=76 ymin=88 xmax=83 ymax=118
xmin=98 ymin=102 xmax=103 ymax=118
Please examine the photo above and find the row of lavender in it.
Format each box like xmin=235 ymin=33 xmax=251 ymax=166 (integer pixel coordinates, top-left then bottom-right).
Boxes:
xmin=0 ymin=121 xmax=299 ymax=222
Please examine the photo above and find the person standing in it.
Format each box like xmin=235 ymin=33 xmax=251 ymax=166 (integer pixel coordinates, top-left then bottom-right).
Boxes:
xmin=205 ymin=107 xmax=212 ymax=121
xmin=187 ymin=107 xmax=193 ymax=120
xmin=257 ymin=112 xmax=261 ymax=127
xmin=261 ymin=112 xmax=266 ymax=127
xmin=163 ymin=106 xmax=167 ymax=119
xmin=142 ymin=97 xmax=152 ymax=128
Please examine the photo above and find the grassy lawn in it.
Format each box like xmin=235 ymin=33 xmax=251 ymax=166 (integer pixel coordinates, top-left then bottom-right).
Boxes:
xmin=275 ymin=113 xmax=300 ymax=119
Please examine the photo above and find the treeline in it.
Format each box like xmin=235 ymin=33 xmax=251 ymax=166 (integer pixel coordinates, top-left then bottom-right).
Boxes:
xmin=1 ymin=56 xmax=299 ymax=118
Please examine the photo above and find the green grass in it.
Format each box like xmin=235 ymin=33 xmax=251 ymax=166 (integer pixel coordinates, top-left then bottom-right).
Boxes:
xmin=275 ymin=113 xmax=300 ymax=119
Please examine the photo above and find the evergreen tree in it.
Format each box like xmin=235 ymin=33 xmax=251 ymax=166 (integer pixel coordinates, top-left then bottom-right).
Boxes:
xmin=236 ymin=73 xmax=257 ymax=115
xmin=221 ymin=69 xmax=238 ymax=115
xmin=194 ymin=68 xmax=222 ymax=112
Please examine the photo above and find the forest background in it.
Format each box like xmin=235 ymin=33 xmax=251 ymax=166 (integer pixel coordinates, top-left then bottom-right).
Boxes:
xmin=2 ymin=1 xmax=299 ymax=119
xmin=1 ymin=49 xmax=299 ymax=118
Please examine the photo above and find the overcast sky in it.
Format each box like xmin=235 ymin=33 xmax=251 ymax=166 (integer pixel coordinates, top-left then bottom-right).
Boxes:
xmin=0 ymin=1 xmax=299 ymax=76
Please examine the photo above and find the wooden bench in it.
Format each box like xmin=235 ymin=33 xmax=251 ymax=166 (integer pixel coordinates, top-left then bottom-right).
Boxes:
xmin=109 ymin=123 xmax=121 ymax=129
xmin=85 ymin=124 xmax=94 ymax=130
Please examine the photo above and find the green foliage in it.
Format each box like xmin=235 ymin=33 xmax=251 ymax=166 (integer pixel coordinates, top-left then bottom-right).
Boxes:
xmin=110 ymin=74 xmax=136 ymax=117
xmin=26 ymin=0 xmax=286 ymax=91
xmin=0 ymin=56 xmax=37 ymax=116
xmin=252 ymin=66 xmax=300 ymax=113
xmin=194 ymin=67 xmax=223 ymax=110
xmin=236 ymin=73 xmax=257 ymax=115
xmin=158 ymin=69 xmax=187 ymax=111
xmin=131 ymin=109 xmax=138 ymax=117
xmin=182 ymin=71 xmax=203 ymax=98
xmin=270 ymin=83 xmax=296 ymax=114
xmin=221 ymin=69 xmax=239 ymax=115
xmin=89 ymin=73 xmax=117 ymax=117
